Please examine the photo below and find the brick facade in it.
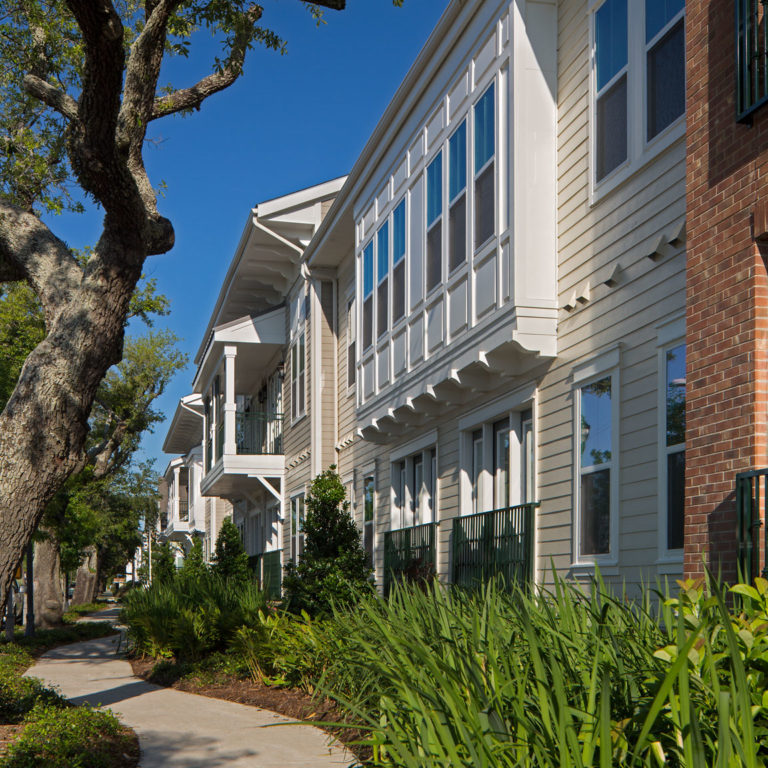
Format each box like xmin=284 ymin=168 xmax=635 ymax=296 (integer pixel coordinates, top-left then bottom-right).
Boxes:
xmin=685 ymin=1 xmax=768 ymax=580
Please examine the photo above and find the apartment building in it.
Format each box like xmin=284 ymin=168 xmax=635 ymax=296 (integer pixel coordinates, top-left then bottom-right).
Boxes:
xmin=162 ymin=0 xmax=724 ymax=593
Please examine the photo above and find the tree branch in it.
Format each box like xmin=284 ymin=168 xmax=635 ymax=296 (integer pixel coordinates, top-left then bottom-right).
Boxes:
xmin=0 ymin=200 xmax=82 ymax=324
xmin=22 ymin=75 xmax=79 ymax=122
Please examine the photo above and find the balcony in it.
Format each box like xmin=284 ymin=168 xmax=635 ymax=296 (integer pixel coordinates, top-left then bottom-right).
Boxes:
xmin=383 ymin=523 xmax=437 ymax=596
xmin=451 ymin=503 xmax=537 ymax=590
xmin=201 ymin=409 xmax=284 ymax=498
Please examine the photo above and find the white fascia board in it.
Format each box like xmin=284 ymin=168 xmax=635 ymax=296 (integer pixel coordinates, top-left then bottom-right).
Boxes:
xmin=254 ymin=176 xmax=347 ymax=219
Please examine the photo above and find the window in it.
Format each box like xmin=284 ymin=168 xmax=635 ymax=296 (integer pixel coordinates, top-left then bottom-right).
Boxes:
xmin=449 ymin=121 xmax=467 ymax=271
xmin=290 ymin=331 xmax=306 ymax=420
xmin=392 ymin=200 xmax=406 ymax=324
xmin=426 ymin=152 xmax=443 ymax=292
xmin=363 ymin=241 xmax=374 ymax=349
xmin=592 ymin=0 xmax=684 ymax=185
xmin=363 ymin=475 xmax=375 ymax=567
xmin=578 ymin=378 xmax=613 ymax=557
xmin=736 ymin=0 xmax=768 ymax=121
xmin=392 ymin=448 xmax=437 ymax=530
xmin=290 ymin=494 xmax=305 ymax=563
xmin=493 ymin=418 xmax=510 ymax=509
xmin=663 ymin=343 xmax=685 ymax=551
xmin=521 ymin=410 xmax=534 ymax=504
xmin=474 ymin=84 xmax=495 ymax=247
xmin=377 ymin=223 xmax=389 ymax=338
xmin=346 ymin=297 xmax=356 ymax=389
xmin=471 ymin=429 xmax=484 ymax=515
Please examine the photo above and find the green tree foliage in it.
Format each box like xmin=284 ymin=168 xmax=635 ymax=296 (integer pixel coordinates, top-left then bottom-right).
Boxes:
xmin=181 ymin=537 xmax=207 ymax=579
xmin=212 ymin=518 xmax=249 ymax=583
xmin=282 ymin=466 xmax=373 ymax=616
xmin=152 ymin=542 xmax=176 ymax=585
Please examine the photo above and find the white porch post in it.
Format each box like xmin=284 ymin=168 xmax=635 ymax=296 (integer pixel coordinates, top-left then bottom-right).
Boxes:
xmin=173 ymin=466 xmax=180 ymax=523
xmin=224 ymin=345 xmax=237 ymax=455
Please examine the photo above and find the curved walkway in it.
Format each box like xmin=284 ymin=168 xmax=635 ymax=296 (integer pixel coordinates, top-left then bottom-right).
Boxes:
xmin=26 ymin=628 xmax=351 ymax=767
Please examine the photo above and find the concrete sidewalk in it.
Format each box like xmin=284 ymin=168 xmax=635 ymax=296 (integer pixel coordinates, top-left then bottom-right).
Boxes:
xmin=26 ymin=634 xmax=352 ymax=767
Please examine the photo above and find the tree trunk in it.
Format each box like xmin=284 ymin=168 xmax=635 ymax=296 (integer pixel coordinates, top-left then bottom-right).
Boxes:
xmin=72 ymin=546 xmax=98 ymax=606
xmin=33 ymin=534 xmax=65 ymax=629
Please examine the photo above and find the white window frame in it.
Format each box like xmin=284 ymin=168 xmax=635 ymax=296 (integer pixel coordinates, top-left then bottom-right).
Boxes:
xmin=289 ymin=329 xmax=306 ymax=423
xmin=656 ymin=315 xmax=685 ymax=567
xmin=572 ymin=347 xmax=621 ymax=567
xmin=362 ymin=470 xmax=376 ymax=572
xmin=589 ymin=0 xmax=685 ymax=203
xmin=390 ymin=445 xmax=437 ymax=531
xmin=289 ymin=492 xmax=305 ymax=564
xmin=346 ymin=293 xmax=356 ymax=395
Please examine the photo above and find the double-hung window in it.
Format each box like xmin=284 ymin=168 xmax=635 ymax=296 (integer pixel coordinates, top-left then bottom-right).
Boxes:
xmin=290 ymin=330 xmax=306 ymax=420
xmin=426 ymin=152 xmax=443 ymax=292
xmin=663 ymin=343 xmax=685 ymax=552
xmin=474 ymin=84 xmax=495 ymax=248
xmin=363 ymin=475 xmax=375 ymax=567
xmin=578 ymin=377 xmax=613 ymax=557
xmin=393 ymin=448 xmax=437 ymax=529
xmin=593 ymin=0 xmax=684 ymax=186
xmin=377 ymin=223 xmax=389 ymax=339
xmin=362 ymin=241 xmax=374 ymax=350
xmin=346 ymin=296 xmax=356 ymax=389
xmin=290 ymin=494 xmax=305 ymax=563
xmin=449 ymin=121 xmax=467 ymax=271
xmin=392 ymin=200 xmax=406 ymax=324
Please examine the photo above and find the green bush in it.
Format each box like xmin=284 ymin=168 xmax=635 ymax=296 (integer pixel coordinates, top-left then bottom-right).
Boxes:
xmin=212 ymin=518 xmax=249 ymax=582
xmin=282 ymin=467 xmax=373 ymax=616
xmin=0 ymin=670 xmax=64 ymax=724
xmin=181 ymin=538 xmax=207 ymax=579
xmin=121 ymin=570 xmax=267 ymax=660
xmin=0 ymin=703 xmax=133 ymax=768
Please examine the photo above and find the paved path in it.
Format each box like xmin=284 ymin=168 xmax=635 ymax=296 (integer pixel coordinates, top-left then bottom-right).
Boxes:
xmin=26 ymin=630 xmax=352 ymax=767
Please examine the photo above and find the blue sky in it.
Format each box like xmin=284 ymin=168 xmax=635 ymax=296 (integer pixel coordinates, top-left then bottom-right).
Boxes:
xmin=44 ymin=0 xmax=449 ymax=475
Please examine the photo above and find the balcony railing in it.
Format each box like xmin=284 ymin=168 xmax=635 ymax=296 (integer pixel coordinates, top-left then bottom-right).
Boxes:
xmin=452 ymin=503 xmax=537 ymax=590
xmin=178 ymin=499 xmax=189 ymax=522
xmin=383 ymin=523 xmax=437 ymax=596
xmin=736 ymin=0 xmax=768 ymax=122
xmin=248 ymin=550 xmax=282 ymax=600
xmin=736 ymin=469 xmax=768 ymax=580
xmin=236 ymin=412 xmax=283 ymax=455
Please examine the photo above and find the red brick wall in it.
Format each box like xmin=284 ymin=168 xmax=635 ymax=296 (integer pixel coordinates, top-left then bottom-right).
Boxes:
xmin=685 ymin=1 xmax=768 ymax=580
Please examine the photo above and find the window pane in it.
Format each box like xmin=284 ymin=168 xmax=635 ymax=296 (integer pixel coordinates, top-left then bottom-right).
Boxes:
xmin=472 ymin=429 xmax=483 ymax=515
xmin=475 ymin=85 xmax=495 ymax=170
xmin=667 ymin=450 xmax=684 ymax=550
xmin=363 ymin=296 xmax=372 ymax=349
xmin=377 ymin=222 xmax=389 ymax=282
xmin=427 ymin=221 xmax=442 ymax=291
xmin=392 ymin=260 xmax=405 ymax=322
xmin=580 ymin=377 xmax=612 ymax=468
xmin=645 ymin=0 xmax=683 ymax=42
xmin=347 ymin=341 xmax=356 ymax=387
xmin=377 ymin=278 xmax=388 ymax=337
xmin=364 ymin=523 xmax=373 ymax=568
xmin=493 ymin=419 xmax=510 ymax=509
xmin=596 ymin=74 xmax=627 ymax=181
xmin=595 ymin=0 xmax=628 ymax=90
xmin=363 ymin=242 xmax=374 ymax=297
xmin=299 ymin=333 xmax=305 ymax=373
xmin=580 ymin=468 xmax=611 ymax=555
xmin=666 ymin=343 xmax=686 ymax=446
xmin=475 ymin=161 xmax=495 ymax=247
xmin=647 ymin=20 xmax=685 ymax=140
xmin=413 ymin=455 xmax=424 ymax=526
xmin=393 ymin=200 xmax=406 ymax=264
xmin=364 ymin=477 xmax=374 ymax=522
xmin=449 ymin=121 xmax=467 ymax=200
xmin=449 ymin=193 xmax=467 ymax=271
xmin=427 ymin=153 xmax=443 ymax=226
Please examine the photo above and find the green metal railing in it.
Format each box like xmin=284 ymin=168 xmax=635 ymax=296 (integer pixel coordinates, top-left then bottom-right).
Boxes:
xmin=736 ymin=469 xmax=768 ymax=580
xmin=736 ymin=0 xmax=768 ymax=122
xmin=452 ymin=503 xmax=537 ymax=590
xmin=248 ymin=550 xmax=282 ymax=600
xmin=236 ymin=412 xmax=283 ymax=455
xmin=383 ymin=523 xmax=437 ymax=596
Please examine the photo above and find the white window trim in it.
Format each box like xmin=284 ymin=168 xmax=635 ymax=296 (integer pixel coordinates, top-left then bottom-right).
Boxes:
xmin=289 ymin=490 xmax=306 ymax=564
xmin=345 ymin=290 xmax=356 ymax=397
xmin=656 ymin=320 xmax=685 ymax=565
xmin=289 ymin=329 xmax=306 ymax=425
xmin=390 ymin=444 xmax=438 ymax=531
xmin=589 ymin=0 xmax=686 ymax=204
xmin=572 ymin=359 xmax=620 ymax=568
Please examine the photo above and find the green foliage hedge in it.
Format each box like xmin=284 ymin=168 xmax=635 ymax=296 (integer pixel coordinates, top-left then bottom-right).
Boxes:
xmin=0 ymin=703 xmax=133 ymax=768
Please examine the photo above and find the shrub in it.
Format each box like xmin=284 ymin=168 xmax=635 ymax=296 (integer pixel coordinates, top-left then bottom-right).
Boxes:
xmin=282 ymin=467 xmax=373 ymax=616
xmin=0 ymin=703 xmax=135 ymax=768
xmin=181 ymin=538 xmax=207 ymax=579
xmin=212 ymin=518 xmax=249 ymax=583
xmin=152 ymin=542 xmax=176 ymax=584
xmin=0 ymin=670 xmax=64 ymax=724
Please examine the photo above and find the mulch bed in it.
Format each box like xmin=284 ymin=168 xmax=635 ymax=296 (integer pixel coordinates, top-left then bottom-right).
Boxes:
xmin=129 ymin=657 xmax=369 ymax=760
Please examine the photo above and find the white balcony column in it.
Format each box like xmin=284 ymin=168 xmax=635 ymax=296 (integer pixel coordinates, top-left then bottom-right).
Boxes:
xmin=224 ymin=345 xmax=238 ymax=455
xmin=173 ymin=466 xmax=180 ymax=523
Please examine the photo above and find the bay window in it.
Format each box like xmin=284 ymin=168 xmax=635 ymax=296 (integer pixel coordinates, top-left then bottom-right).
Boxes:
xmin=377 ymin=222 xmax=389 ymax=339
xmin=449 ymin=121 xmax=467 ymax=271
xmin=474 ymin=84 xmax=495 ymax=247
xmin=392 ymin=199 xmax=406 ymax=323
xmin=363 ymin=241 xmax=373 ymax=350
xmin=426 ymin=152 xmax=443 ymax=292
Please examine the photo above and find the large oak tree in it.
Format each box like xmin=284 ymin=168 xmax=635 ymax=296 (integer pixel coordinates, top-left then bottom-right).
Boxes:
xmin=0 ymin=0 xmax=348 ymax=608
